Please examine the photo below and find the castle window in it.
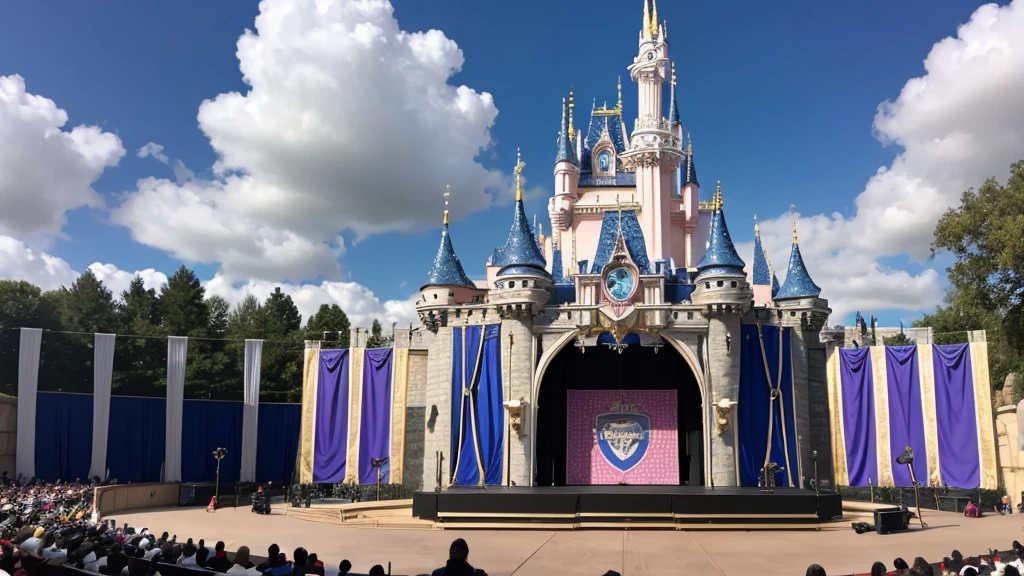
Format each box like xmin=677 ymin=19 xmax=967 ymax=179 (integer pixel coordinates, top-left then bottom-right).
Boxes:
xmin=790 ymin=311 xmax=796 ymax=317
xmin=673 ymin=312 xmax=678 ymax=320
xmin=731 ymin=281 xmax=737 ymax=288
xmin=687 ymin=311 xmax=694 ymax=320
xmin=509 ymin=280 xmax=515 ymax=288
xmin=705 ymin=282 xmax=710 ymax=289
xmin=716 ymin=280 xmax=723 ymax=288
xmin=433 ymin=294 xmax=438 ymax=300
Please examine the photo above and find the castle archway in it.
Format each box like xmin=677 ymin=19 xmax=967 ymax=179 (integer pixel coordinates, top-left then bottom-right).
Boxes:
xmin=532 ymin=332 xmax=705 ymax=486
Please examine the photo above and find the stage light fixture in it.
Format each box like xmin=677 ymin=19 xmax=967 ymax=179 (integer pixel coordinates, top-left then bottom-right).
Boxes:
xmin=714 ymin=398 xmax=737 ymax=435
xmin=504 ymin=397 xmax=529 ymax=434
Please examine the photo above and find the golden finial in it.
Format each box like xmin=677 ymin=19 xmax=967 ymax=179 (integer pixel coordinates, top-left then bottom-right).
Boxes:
xmin=671 ymin=62 xmax=676 ymax=87
xmin=616 ymin=76 xmax=622 ymax=111
xmin=687 ymin=132 xmax=692 ymax=152
xmin=443 ymin=185 xmax=450 ymax=225
xmin=754 ymin=214 xmax=759 ymax=236
xmin=568 ymin=89 xmax=575 ymax=141
xmin=650 ymin=0 xmax=659 ymax=37
xmin=514 ymin=148 xmax=525 ymax=202
xmin=642 ymin=0 xmax=651 ymax=37
xmin=792 ymin=217 xmax=799 ymax=244
xmin=713 ymin=180 xmax=723 ymax=211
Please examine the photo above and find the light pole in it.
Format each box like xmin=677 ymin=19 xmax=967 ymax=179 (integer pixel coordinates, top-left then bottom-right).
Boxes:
xmin=212 ymin=447 xmax=227 ymax=512
xmin=371 ymin=457 xmax=389 ymax=501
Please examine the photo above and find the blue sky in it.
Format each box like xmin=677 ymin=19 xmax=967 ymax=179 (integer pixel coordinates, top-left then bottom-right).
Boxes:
xmin=1 ymin=0 xmax=1022 ymax=328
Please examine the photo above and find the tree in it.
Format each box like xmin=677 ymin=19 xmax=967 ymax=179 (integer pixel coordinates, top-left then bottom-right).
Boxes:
xmin=304 ymin=304 xmax=351 ymax=346
xmin=265 ymin=288 xmax=301 ymax=334
xmin=0 ymin=281 xmax=62 ymax=395
xmin=920 ymin=159 xmax=1024 ymax=398
xmin=159 ymin=265 xmax=209 ymax=338
xmin=883 ymin=332 xmax=915 ymax=346
xmin=58 ymin=269 xmax=118 ymax=335
xmin=113 ymin=277 xmax=165 ymax=396
xmin=366 ymin=318 xmax=389 ymax=348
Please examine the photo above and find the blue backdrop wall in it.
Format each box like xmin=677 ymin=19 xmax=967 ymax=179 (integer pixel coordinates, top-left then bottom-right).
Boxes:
xmin=256 ymin=403 xmax=301 ymax=483
xmin=106 ymin=396 xmax=166 ymax=484
xmin=34 ymin=392 xmax=93 ymax=482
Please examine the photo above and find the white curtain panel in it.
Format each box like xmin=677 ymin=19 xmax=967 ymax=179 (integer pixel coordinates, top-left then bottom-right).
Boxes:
xmin=90 ymin=333 xmax=116 ymax=480
xmin=240 ymin=339 xmax=263 ymax=482
xmin=16 ymin=328 xmax=42 ymax=480
xmin=164 ymin=336 xmax=188 ymax=482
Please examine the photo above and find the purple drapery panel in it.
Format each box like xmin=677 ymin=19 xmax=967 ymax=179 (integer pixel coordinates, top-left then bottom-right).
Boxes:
xmin=885 ymin=346 xmax=928 ymax=487
xmin=313 ymin=349 xmax=350 ymax=483
xmin=358 ymin=348 xmax=393 ymax=484
xmin=932 ymin=343 xmax=980 ymax=488
xmin=839 ymin=348 xmax=877 ymax=486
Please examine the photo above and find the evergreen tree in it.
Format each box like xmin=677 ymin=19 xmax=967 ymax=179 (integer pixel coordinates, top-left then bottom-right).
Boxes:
xmin=366 ymin=318 xmax=389 ymax=348
xmin=113 ymin=277 xmax=164 ymax=396
xmin=41 ymin=270 xmax=119 ymax=392
xmin=58 ymin=269 xmax=118 ymax=334
xmin=304 ymin=304 xmax=351 ymax=347
xmin=259 ymin=289 xmax=303 ymax=403
xmin=266 ymin=287 xmax=301 ymax=333
xmin=159 ymin=265 xmax=209 ymax=337
xmin=0 ymin=281 xmax=62 ymax=396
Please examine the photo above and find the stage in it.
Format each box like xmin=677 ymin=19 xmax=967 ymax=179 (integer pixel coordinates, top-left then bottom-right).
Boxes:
xmin=412 ymin=486 xmax=843 ymax=529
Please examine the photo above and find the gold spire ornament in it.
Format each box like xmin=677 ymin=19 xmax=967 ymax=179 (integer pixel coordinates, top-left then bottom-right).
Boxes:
xmin=643 ymin=0 xmax=651 ymax=37
xmin=671 ymin=62 xmax=677 ymax=87
xmin=792 ymin=217 xmax=799 ymax=244
xmin=616 ymin=76 xmax=623 ymax=111
xmin=514 ymin=148 xmax=525 ymax=202
xmin=443 ymin=185 xmax=450 ymax=225
xmin=713 ymin=180 xmax=723 ymax=211
xmin=568 ymin=90 xmax=575 ymax=142
xmin=754 ymin=214 xmax=759 ymax=236
xmin=650 ymin=0 xmax=659 ymax=37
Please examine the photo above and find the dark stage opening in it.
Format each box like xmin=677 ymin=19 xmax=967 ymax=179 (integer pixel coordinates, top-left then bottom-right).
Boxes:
xmin=536 ymin=338 xmax=703 ymax=486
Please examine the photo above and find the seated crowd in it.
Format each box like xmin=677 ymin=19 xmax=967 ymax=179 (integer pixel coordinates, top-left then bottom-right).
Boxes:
xmin=0 ymin=479 xmax=492 ymax=576
xmin=808 ymin=541 xmax=1024 ymax=576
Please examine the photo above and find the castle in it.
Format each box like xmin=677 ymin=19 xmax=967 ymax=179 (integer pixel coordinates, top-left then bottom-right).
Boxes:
xmin=404 ymin=0 xmax=833 ymax=490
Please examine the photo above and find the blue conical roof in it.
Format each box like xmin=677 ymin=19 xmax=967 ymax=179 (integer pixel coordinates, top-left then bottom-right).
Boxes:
xmin=696 ymin=184 xmax=746 ymax=276
xmin=775 ymin=239 xmax=821 ymax=299
xmin=669 ymin=83 xmax=680 ymax=126
xmin=492 ymin=198 xmax=550 ymax=277
xmin=771 ymin=272 xmax=781 ymax=298
xmin=752 ymin=221 xmax=771 ymax=286
xmin=422 ymin=220 xmax=474 ymax=290
xmin=555 ymin=97 xmax=578 ymax=165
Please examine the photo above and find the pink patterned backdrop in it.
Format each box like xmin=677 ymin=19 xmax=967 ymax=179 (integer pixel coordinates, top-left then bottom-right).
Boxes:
xmin=566 ymin=389 xmax=679 ymax=485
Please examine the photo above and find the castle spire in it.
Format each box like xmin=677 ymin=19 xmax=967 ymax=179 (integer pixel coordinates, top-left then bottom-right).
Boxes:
xmin=695 ymin=181 xmax=746 ymax=276
xmin=669 ymin=62 xmax=680 ymax=126
xmin=490 ymin=150 xmax=548 ymax=275
xmin=650 ymin=0 xmax=660 ymax=38
xmin=422 ymin=186 xmax=474 ymax=290
xmin=775 ymin=216 xmax=821 ymax=299
xmin=555 ymin=97 xmax=578 ymax=165
xmin=616 ymin=76 xmax=623 ymax=111
xmin=642 ymin=0 xmax=651 ymax=40
xmin=752 ymin=214 xmax=772 ymax=286
xmin=567 ymin=89 xmax=575 ymax=142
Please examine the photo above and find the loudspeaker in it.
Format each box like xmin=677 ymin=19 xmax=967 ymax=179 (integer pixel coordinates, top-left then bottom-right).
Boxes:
xmin=874 ymin=507 xmax=908 ymax=535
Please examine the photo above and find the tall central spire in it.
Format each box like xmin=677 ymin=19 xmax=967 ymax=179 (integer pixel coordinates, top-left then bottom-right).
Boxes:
xmin=514 ymin=147 xmax=524 ymax=202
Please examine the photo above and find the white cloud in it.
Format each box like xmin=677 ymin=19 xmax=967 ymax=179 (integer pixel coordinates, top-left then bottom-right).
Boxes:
xmin=113 ymin=0 xmax=512 ymax=282
xmin=0 ymin=235 xmax=78 ymax=291
xmin=136 ymin=142 xmax=169 ymax=164
xmin=0 ymin=239 xmax=413 ymax=329
xmin=87 ymin=262 xmax=169 ymax=298
xmin=748 ymin=0 xmax=1024 ymax=323
xmin=0 ymin=74 xmax=124 ymax=238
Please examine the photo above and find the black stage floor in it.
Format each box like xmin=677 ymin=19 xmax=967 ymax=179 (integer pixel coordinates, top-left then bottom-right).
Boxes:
xmin=412 ymin=486 xmax=843 ymax=527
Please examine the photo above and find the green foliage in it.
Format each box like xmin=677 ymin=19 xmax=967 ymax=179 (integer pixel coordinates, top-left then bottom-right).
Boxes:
xmin=883 ymin=332 xmax=915 ymax=346
xmin=366 ymin=318 xmax=389 ymax=348
xmin=305 ymin=304 xmax=350 ymax=346
xmin=918 ymin=160 xmax=1024 ymax=392
xmin=0 ymin=268 xmax=369 ymax=401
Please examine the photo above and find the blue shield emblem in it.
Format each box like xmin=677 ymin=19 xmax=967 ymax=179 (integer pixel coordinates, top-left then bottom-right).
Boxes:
xmin=596 ymin=412 xmax=651 ymax=472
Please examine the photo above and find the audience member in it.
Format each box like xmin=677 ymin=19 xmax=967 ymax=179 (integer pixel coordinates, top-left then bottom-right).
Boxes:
xmin=806 ymin=564 xmax=826 ymax=576
xmin=207 ymin=541 xmax=232 ymax=573
xmin=306 ymin=553 xmax=324 ymax=576
xmin=369 ymin=566 xmax=385 ymax=576
xmin=228 ymin=546 xmax=259 ymax=576
xmin=870 ymin=561 xmax=886 ymax=576
xmin=289 ymin=548 xmax=309 ymax=576
xmin=256 ymin=545 xmax=280 ymax=573
xmin=338 ymin=560 xmax=352 ymax=576
xmin=910 ymin=557 xmax=932 ymax=576
xmin=431 ymin=539 xmax=487 ymax=576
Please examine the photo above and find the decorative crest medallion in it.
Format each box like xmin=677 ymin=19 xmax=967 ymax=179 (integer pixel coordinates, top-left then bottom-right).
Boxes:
xmin=596 ymin=401 xmax=651 ymax=472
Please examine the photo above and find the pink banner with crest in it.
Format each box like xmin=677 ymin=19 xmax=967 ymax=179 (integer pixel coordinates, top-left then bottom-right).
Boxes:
xmin=566 ymin=389 xmax=679 ymax=485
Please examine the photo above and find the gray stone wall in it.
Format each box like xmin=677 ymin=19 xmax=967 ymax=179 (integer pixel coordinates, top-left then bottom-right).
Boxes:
xmin=707 ymin=315 xmax=741 ymax=486
xmin=808 ymin=340 xmax=834 ymax=487
xmin=789 ymin=329 xmax=812 ymax=487
xmin=402 ymin=405 xmax=425 ymax=492
xmin=501 ymin=317 xmax=534 ymax=487
xmin=0 ymin=397 xmax=15 ymax=478
xmin=421 ymin=326 xmax=453 ymax=491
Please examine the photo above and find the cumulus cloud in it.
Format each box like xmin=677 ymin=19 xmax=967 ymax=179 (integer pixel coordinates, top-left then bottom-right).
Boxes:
xmin=204 ymin=274 xmax=417 ymax=331
xmin=0 ymin=241 xmax=414 ymax=329
xmin=136 ymin=142 xmax=169 ymax=164
xmin=0 ymin=235 xmax=78 ymax=291
xmin=113 ymin=0 xmax=512 ymax=282
xmin=0 ymin=74 xmax=124 ymax=238
xmin=748 ymin=0 xmax=1024 ymax=323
